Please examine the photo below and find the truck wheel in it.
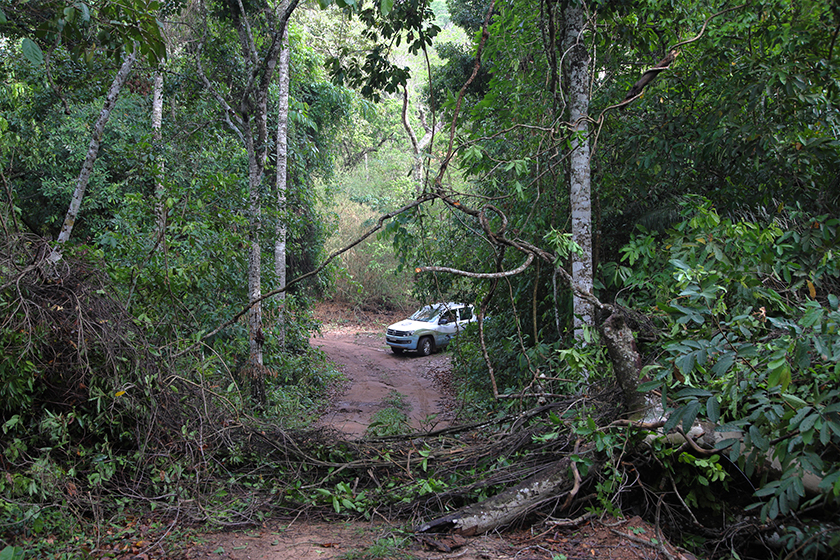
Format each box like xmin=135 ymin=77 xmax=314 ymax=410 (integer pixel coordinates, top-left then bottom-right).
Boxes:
xmin=418 ymin=337 xmax=434 ymax=356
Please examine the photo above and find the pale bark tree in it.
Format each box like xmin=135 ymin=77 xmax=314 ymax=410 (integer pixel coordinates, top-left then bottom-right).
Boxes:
xmin=402 ymin=85 xmax=441 ymax=192
xmin=152 ymin=68 xmax=166 ymax=244
xmin=55 ymin=49 xmax=138 ymax=247
xmin=274 ymin=1 xmax=290 ymax=351
xmin=195 ymin=0 xmax=300 ymax=405
xmin=562 ymin=2 xmax=594 ymax=342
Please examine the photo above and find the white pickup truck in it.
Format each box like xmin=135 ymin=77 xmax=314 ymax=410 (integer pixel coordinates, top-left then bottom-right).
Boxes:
xmin=385 ymin=302 xmax=476 ymax=356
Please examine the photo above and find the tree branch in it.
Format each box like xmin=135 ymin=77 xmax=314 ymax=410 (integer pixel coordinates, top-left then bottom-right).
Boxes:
xmin=173 ymin=194 xmax=435 ymax=357
xmin=416 ymin=252 xmax=535 ymax=279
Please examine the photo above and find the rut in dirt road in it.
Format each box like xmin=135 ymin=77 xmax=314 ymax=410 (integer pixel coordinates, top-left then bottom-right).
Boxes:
xmin=310 ymin=331 xmax=453 ymax=438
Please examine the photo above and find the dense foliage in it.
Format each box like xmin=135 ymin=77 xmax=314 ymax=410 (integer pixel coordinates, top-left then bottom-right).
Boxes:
xmin=2 ymin=0 xmax=840 ymax=557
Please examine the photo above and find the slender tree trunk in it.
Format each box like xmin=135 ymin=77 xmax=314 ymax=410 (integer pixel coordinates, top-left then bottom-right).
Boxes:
xmin=55 ymin=49 xmax=138 ymax=246
xmin=274 ymin=8 xmax=290 ymax=351
xmin=402 ymin=86 xmax=440 ymax=192
xmin=563 ymin=3 xmax=593 ymax=342
xmin=193 ymin=0 xmax=299 ymax=405
xmin=247 ymin=137 xmax=266 ymax=404
xmin=152 ymin=68 xmax=166 ymax=246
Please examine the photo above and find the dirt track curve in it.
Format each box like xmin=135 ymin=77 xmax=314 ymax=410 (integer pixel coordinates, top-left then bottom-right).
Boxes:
xmin=310 ymin=330 xmax=453 ymax=437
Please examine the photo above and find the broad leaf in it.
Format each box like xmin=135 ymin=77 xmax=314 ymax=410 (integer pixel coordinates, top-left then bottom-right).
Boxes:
xmin=21 ymin=38 xmax=44 ymax=65
xmin=706 ymin=396 xmax=720 ymax=423
xmin=674 ymin=387 xmax=712 ymax=399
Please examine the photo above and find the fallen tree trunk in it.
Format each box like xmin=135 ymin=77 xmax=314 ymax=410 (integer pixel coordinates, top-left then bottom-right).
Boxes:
xmin=416 ymin=455 xmax=601 ymax=536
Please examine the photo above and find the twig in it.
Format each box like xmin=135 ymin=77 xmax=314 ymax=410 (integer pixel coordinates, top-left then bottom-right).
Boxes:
xmin=610 ymin=528 xmax=678 ymax=560
xmin=544 ymin=511 xmax=595 ymax=527
xmin=561 ymin=439 xmax=582 ymax=511
xmin=668 ymin=4 xmax=748 ymax=51
xmin=591 ymin=3 xmax=748 ymax=157
xmin=675 ymin=426 xmax=719 ymax=457
xmin=135 ymin=508 xmax=180 ymax=558
xmin=608 ymin=419 xmax=666 ymax=430
xmin=172 ymin=194 xmax=434 ymax=357
xmin=669 ymin=475 xmax=702 ymax=527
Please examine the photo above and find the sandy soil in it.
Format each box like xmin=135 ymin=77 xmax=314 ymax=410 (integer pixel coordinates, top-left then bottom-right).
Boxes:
xmin=188 ymin=305 xmax=689 ymax=560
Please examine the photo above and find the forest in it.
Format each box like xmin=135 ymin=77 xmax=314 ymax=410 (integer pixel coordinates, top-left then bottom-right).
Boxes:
xmin=1 ymin=0 xmax=839 ymax=558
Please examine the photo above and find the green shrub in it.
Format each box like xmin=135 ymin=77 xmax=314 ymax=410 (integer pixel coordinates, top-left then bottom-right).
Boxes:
xmin=610 ymin=198 xmax=840 ymax=524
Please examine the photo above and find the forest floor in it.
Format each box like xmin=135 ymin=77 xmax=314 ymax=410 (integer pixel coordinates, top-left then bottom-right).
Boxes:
xmin=182 ymin=303 xmax=685 ymax=560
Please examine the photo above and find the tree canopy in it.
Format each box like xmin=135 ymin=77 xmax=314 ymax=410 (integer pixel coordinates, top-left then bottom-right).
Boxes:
xmin=1 ymin=0 xmax=839 ymax=558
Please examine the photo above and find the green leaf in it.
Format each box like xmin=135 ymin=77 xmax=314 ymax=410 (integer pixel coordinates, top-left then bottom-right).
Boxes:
xmin=380 ymin=0 xmax=395 ymax=16
xmin=637 ymin=380 xmax=662 ymax=392
xmin=768 ymin=362 xmax=791 ymax=390
xmin=706 ymin=396 xmax=720 ymax=423
xmin=0 ymin=546 xmax=25 ymax=560
xmin=715 ymin=437 xmax=739 ymax=450
xmin=711 ymin=352 xmax=735 ymax=377
xmin=21 ymin=38 xmax=44 ymax=65
xmin=0 ymin=9 xmax=7 ymax=23
xmin=682 ymin=400 xmax=701 ymax=431
xmin=664 ymin=407 xmax=684 ymax=432
xmin=799 ymin=413 xmax=819 ymax=433
xmin=818 ymin=471 xmax=840 ymax=496
xmin=754 ymin=480 xmax=780 ymax=497
xmin=749 ymin=425 xmax=769 ymax=452
xmin=674 ymin=387 xmax=712 ymax=399
xmin=782 ymin=394 xmax=808 ymax=409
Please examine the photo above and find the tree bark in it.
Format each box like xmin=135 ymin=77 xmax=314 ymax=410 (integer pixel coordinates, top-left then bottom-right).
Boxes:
xmin=152 ymin=68 xmax=166 ymax=246
xmin=247 ymin=144 xmax=265 ymax=404
xmin=56 ymin=49 xmax=138 ymax=246
xmin=192 ymin=0 xmax=299 ymax=405
xmin=416 ymin=456 xmax=599 ymax=535
xmin=563 ymin=3 xmax=594 ymax=343
xmin=274 ymin=4 xmax=290 ymax=351
xmin=600 ymin=311 xmax=645 ymax=413
xmin=402 ymin=86 xmax=441 ymax=192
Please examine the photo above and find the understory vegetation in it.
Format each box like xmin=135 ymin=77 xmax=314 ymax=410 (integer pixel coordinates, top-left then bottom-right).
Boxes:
xmin=2 ymin=0 xmax=840 ymax=558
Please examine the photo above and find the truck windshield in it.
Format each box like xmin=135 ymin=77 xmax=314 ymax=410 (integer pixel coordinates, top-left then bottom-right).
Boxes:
xmin=409 ymin=304 xmax=445 ymax=323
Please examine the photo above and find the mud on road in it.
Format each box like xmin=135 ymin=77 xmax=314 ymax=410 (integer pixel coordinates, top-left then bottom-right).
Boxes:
xmin=310 ymin=317 xmax=457 ymax=438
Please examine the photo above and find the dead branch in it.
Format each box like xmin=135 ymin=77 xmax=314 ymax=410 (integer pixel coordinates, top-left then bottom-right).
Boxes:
xmin=436 ymin=0 xmax=496 ymax=187
xmin=609 ymin=528 xmax=679 ymax=560
xmin=608 ymin=419 xmax=666 ymax=429
xmin=544 ymin=511 xmax=595 ymax=527
xmin=416 ymin=253 xmax=534 ymax=279
xmin=621 ymin=50 xmax=679 ymax=104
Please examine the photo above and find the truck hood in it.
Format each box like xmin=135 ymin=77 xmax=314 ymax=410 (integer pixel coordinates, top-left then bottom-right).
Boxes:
xmin=388 ymin=319 xmax=435 ymax=332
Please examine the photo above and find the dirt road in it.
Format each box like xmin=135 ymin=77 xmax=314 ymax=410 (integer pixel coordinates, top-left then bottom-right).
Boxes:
xmin=191 ymin=313 xmax=666 ymax=560
xmin=310 ymin=328 xmax=454 ymax=437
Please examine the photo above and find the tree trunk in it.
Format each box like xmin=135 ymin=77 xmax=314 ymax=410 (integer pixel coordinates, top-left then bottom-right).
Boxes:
xmin=417 ymin=456 xmax=599 ymax=535
xmin=56 ymin=49 xmax=138 ymax=246
xmin=248 ymin=139 xmax=265 ymax=405
xmin=152 ymin=68 xmax=166 ymax=246
xmin=193 ymin=0 xmax=299 ymax=405
xmin=402 ymin=86 xmax=440 ymax=193
xmin=600 ymin=310 xmax=645 ymax=414
xmin=563 ymin=3 xmax=593 ymax=342
xmin=274 ymin=8 xmax=290 ymax=351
